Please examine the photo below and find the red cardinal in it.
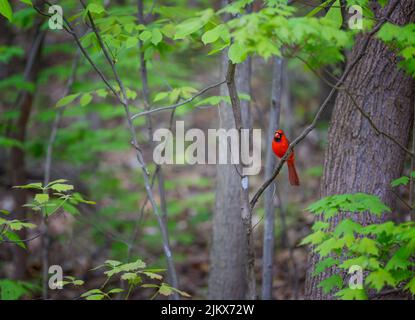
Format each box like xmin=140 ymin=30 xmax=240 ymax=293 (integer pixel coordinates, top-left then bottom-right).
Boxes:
xmin=272 ymin=129 xmax=300 ymax=186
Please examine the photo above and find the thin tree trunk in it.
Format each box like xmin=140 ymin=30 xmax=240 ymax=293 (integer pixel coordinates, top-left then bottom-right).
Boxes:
xmin=235 ymin=58 xmax=255 ymax=299
xmin=134 ymin=0 xmax=179 ymax=299
xmin=209 ymin=52 xmax=248 ymax=299
xmin=8 ymin=26 xmax=45 ymax=280
xmin=41 ymin=53 xmax=79 ymax=299
xmin=305 ymin=0 xmax=415 ymax=299
xmin=262 ymin=57 xmax=283 ymax=300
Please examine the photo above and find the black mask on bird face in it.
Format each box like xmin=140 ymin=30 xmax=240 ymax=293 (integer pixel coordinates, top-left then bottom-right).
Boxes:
xmin=274 ymin=130 xmax=283 ymax=142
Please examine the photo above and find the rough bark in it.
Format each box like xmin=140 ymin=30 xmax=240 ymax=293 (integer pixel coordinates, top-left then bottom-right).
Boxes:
xmin=305 ymin=0 xmax=415 ymax=299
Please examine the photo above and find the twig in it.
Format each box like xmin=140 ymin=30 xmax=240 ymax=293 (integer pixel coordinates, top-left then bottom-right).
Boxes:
xmin=344 ymin=88 xmax=414 ymax=157
xmin=390 ymin=188 xmax=412 ymax=211
xmin=1 ymin=232 xmax=42 ymax=244
xmin=130 ymin=80 xmax=226 ymax=120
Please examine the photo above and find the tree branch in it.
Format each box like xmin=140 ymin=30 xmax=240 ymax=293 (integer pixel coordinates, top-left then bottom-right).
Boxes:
xmin=130 ymin=80 xmax=226 ymax=120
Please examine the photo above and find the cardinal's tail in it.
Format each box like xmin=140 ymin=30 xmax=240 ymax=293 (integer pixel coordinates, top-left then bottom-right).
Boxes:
xmin=287 ymin=161 xmax=300 ymax=186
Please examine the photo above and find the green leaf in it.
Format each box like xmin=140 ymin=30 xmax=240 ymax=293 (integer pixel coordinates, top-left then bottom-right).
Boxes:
xmin=361 ymin=221 xmax=395 ymax=236
xmin=13 ymin=182 xmax=43 ymax=190
xmin=158 ymin=284 xmax=173 ymax=296
xmin=47 ymin=179 xmax=67 ymax=186
xmin=105 ymin=260 xmax=121 ymax=267
xmin=366 ymin=269 xmax=396 ymax=292
xmin=104 ymin=259 xmax=146 ymax=277
xmin=4 ymin=231 xmax=26 ymax=249
xmin=0 ymin=137 xmax=24 ymax=149
xmin=86 ymin=3 xmax=105 ymax=14
xmin=333 ymin=219 xmax=362 ymax=236
xmin=56 ymin=93 xmax=80 ymax=108
xmin=323 ymin=0 xmax=342 ymax=29
xmin=8 ymin=221 xmax=36 ymax=231
xmin=121 ymin=273 xmax=138 ymax=281
xmin=0 ymin=0 xmax=12 ymax=22
xmin=404 ymin=277 xmax=415 ymax=295
xmin=351 ymin=193 xmax=390 ymax=216
xmin=34 ymin=193 xmax=49 ymax=204
xmin=315 ymin=237 xmax=344 ymax=257
xmin=354 ymin=238 xmax=379 ymax=256
xmin=335 ymin=288 xmax=368 ymax=300
xmin=125 ymin=36 xmax=138 ymax=49
xmin=49 ymin=183 xmax=74 ymax=192
xmin=171 ymin=287 xmax=191 ymax=298
xmin=195 ymin=96 xmax=224 ymax=106
xmin=20 ymin=0 xmax=32 ymax=5
xmin=80 ymin=93 xmax=93 ymax=107
xmin=139 ymin=30 xmax=152 ymax=42
xmin=228 ymin=42 xmax=247 ymax=64
xmin=73 ymin=280 xmax=84 ymax=286
xmin=141 ymin=284 xmax=159 ymax=288
xmin=391 ymin=176 xmax=409 ymax=187
xmin=140 ymin=271 xmax=163 ymax=280
xmin=202 ymin=25 xmax=226 ymax=45
xmin=174 ymin=18 xmax=207 ymax=39
xmin=62 ymin=203 xmax=80 ymax=216
xmin=81 ymin=289 xmax=103 ymax=297
xmin=151 ymin=29 xmax=163 ymax=45
xmin=313 ymin=257 xmax=339 ymax=276
xmin=108 ymin=288 xmax=124 ymax=294
xmin=299 ymin=230 xmax=327 ymax=246
xmin=96 ymin=88 xmax=108 ymax=98
xmin=318 ymin=274 xmax=343 ymax=294
xmin=85 ymin=294 xmax=105 ymax=300
xmin=385 ymin=247 xmax=412 ymax=271
xmin=153 ymin=91 xmax=169 ymax=102
xmin=311 ymin=221 xmax=329 ymax=232
xmin=339 ymin=256 xmax=381 ymax=271
xmin=0 ymin=279 xmax=32 ymax=300
xmin=306 ymin=0 xmax=333 ymax=17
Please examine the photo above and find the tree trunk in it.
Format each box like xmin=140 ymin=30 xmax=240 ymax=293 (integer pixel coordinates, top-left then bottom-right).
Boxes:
xmin=262 ymin=57 xmax=283 ymax=300
xmin=8 ymin=26 xmax=45 ymax=280
xmin=208 ymin=54 xmax=251 ymax=299
xmin=305 ymin=0 xmax=415 ymax=299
